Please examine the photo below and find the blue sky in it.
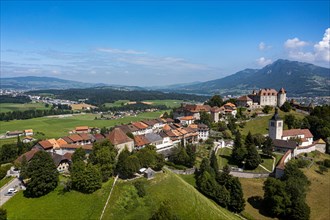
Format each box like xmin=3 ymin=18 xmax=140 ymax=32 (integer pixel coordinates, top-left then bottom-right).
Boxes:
xmin=1 ymin=1 xmax=329 ymax=86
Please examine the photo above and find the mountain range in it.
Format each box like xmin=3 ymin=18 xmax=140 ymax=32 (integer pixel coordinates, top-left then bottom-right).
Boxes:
xmin=161 ymin=59 xmax=330 ymax=97
xmin=0 ymin=76 xmax=144 ymax=91
xmin=1 ymin=59 xmax=329 ymax=96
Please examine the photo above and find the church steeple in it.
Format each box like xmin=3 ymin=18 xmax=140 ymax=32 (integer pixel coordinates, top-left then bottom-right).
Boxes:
xmin=269 ymin=108 xmax=283 ymax=140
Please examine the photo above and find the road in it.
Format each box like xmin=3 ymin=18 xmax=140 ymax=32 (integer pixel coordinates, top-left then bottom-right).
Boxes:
xmin=0 ymin=178 xmax=21 ymax=206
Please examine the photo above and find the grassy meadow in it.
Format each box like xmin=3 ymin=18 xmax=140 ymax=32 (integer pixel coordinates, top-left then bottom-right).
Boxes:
xmin=238 ymin=152 xmax=330 ymax=220
xmin=0 ymin=111 xmax=166 ymax=139
xmin=104 ymin=99 xmax=183 ymax=108
xmin=0 ymin=102 xmax=50 ymax=113
xmin=240 ymin=109 xmax=305 ymax=136
xmin=3 ymin=178 xmax=114 ymax=220
xmin=103 ymin=170 xmax=239 ymax=220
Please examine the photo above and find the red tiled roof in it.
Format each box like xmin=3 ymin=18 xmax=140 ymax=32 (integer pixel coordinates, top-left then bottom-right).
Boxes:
xmin=258 ymin=88 xmax=278 ymax=96
xmin=282 ymin=129 xmax=313 ymax=138
xmin=131 ymin=121 xmax=149 ymax=130
xmin=68 ymin=134 xmax=83 ymax=142
xmin=60 ymin=144 xmax=93 ymax=150
xmin=57 ymin=138 xmax=68 ymax=146
xmin=15 ymin=148 xmax=40 ymax=163
xmin=93 ymin=133 xmax=105 ymax=140
xmin=108 ymin=128 xmax=133 ymax=145
xmin=163 ymin=124 xmax=171 ymax=131
xmin=180 ymin=116 xmax=194 ymax=121
xmin=210 ymin=107 xmax=221 ymax=113
xmin=79 ymin=133 xmax=92 ymax=141
xmin=134 ymin=135 xmax=151 ymax=146
xmin=63 ymin=152 xmax=73 ymax=160
xmin=38 ymin=140 xmax=53 ymax=150
xmin=276 ymin=150 xmax=292 ymax=170
xmin=237 ymin=95 xmax=252 ymax=101
xmin=75 ymin=126 xmax=89 ymax=131
xmin=62 ymin=136 xmax=73 ymax=144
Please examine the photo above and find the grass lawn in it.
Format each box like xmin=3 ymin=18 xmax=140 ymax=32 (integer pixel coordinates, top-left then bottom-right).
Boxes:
xmin=239 ymin=178 xmax=273 ymax=220
xmin=0 ymin=111 xmax=165 ymax=139
xmin=240 ymin=109 xmax=305 ymax=136
xmin=142 ymin=99 xmax=183 ymax=108
xmin=103 ymin=170 xmax=239 ymax=220
xmin=178 ymin=174 xmax=197 ymax=188
xmin=195 ymin=144 xmax=212 ymax=167
xmin=0 ymin=138 xmax=17 ymax=148
xmin=0 ymin=102 xmax=50 ymax=113
xmin=0 ymin=176 xmax=14 ymax=189
xmin=104 ymin=99 xmax=183 ymax=109
xmin=104 ymin=100 xmax=130 ymax=107
xmin=217 ymin=147 xmax=235 ymax=169
xmin=3 ymin=178 xmax=114 ymax=220
xmin=303 ymin=153 xmax=330 ymax=220
xmin=259 ymin=154 xmax=274 ymax=172
xmin=239 ymin=153 xmax=330 ymax=220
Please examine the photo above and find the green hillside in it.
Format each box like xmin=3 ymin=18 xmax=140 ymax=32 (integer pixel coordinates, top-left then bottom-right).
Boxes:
xmin=103 ymin=170 xmax=239 ymax=220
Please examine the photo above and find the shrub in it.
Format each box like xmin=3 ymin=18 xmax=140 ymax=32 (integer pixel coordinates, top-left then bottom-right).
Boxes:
xmin=324 ymin=159 xmax=330 ymax=168
xmin=133 ymin=181 xmax=146 ymax=197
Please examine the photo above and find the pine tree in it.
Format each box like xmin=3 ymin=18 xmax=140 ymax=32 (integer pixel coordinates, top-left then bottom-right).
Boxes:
xmin=24 ymin=151 xmax=59 ymax=198
xmin=245 ymin=144 xmax=261 ymax=170
xmin=210 ymin=150 xmax=219 ymax=174
xmin=244 ymin=131 xmax=254 ymax=146
xmin=262 ymin=137 xmax=274 ymax=156
xmin=231 ymin=132 xmax=247 ymax=166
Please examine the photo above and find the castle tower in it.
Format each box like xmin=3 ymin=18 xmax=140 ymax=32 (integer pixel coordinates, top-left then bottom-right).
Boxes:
xmin=269 ymin=108 xmax=283 ymax=140
xmin=277 ymin=88 xmax=286 ymax=107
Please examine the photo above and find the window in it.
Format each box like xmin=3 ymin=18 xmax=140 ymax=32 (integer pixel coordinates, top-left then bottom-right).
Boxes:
xmin=271 ymin=122 xmax=275 ymax=126
xmin=278 ymin=122 xmax=282 ymax=127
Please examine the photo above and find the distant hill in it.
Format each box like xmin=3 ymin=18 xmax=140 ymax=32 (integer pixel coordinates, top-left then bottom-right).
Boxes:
xmin=167 ymin=59 xmax=330 ymax=96
xmin=0 ymin=76 xmax=144 ymax=91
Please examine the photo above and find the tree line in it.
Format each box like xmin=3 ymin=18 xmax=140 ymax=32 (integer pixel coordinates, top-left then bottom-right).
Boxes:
xmin=0 ymin=95 xmax=31 ymax=103
xmin=26 ymin=88 xmax=209 ymax=106
xmin=0 ymin=109 xmax=73 ymax=121
xmin=16 ymin=140 xmax=165 ymax=197
xmin=263 ymin=161 xmax=310 ymax=220
xmin=97 ymin=102 xmax=169 ymax=112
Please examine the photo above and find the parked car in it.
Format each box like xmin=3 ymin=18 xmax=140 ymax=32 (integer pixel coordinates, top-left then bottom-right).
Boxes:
xmin=5 ymin=191 xmax=14 ymax=196
xmin=8 ymin=188 xmax=18 ymax=193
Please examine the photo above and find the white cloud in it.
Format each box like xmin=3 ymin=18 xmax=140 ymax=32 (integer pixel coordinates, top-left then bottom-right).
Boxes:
xmin=284 ymin=37 xmax=308 ymax=49
xmin=97 ymin=47 xmax=146 ymax=55
xmin=256 ymin=57 xmax=272 ymax=66
xmin=285 ymin=28 xmax=330 ymax=64
xmin=314 ymin=28 xmax=330 ymax=62
xmin=259 ymin=42 xmax=272 ymax=51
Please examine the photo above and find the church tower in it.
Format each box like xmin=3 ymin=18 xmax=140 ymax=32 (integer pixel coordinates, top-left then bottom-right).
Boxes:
xmin=277 ymin=88 xmax=286 ymax=107
xmin=269 ymin=108 xmax=283 ymax=140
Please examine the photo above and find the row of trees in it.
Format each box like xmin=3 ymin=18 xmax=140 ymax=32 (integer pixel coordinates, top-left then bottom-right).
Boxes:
xmin=0 ymin=95 xmax=31 ymax=103
xmin=26 ymin=88 xmax=208 ymax=106
xmin=231 ymin=132 xmax=271 ymax=170
xmin=263 ymin=161 xmax=310 ymax=220
xmin=169 ymin=144 xmax=196 ymax=168
xmin=116 ymin=145 xmax=164 ymax=179
xmin=97 ymin=103 xmax=169 ymax=112
xmin=195 ymin=154 xmax=245 ymax=213
xmin=0 ymin=109 xmax=73 ymax=121
xmin=0 ymin=137 xmax=37 ymax=165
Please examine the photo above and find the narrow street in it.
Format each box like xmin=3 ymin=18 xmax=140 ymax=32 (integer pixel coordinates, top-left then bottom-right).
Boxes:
xmin=0 ymin=178 xmax=21 ymax=207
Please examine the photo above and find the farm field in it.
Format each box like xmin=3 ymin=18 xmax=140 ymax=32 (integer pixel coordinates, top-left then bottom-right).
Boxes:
xmin=240 ymin=109 xmax=305 ymax=136
xmin=103 ymin=170 xmax=239 ymax=220
xmin=0 ymin=102 xmax=50 ymax=113
xmin=0 ymin=111 xmax=165 ymax=139
xmin=3 ymin=178 xmax=114 ymax=220
xmin=104 ymin=99 xmax=183 ymax=108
